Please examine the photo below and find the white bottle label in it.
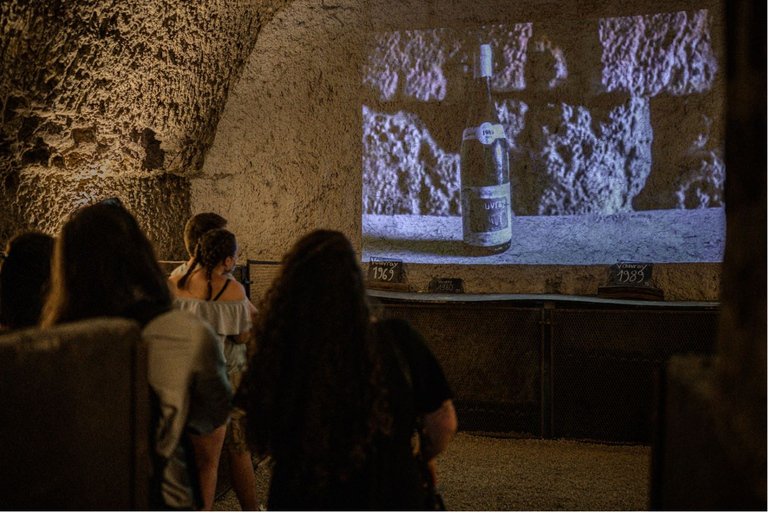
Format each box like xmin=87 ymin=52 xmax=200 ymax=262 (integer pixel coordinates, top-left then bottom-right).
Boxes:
xmin=462 ymin=123 xmax=506 ymax=145
xmin=461 ymin=183 xmax=513 ymax=246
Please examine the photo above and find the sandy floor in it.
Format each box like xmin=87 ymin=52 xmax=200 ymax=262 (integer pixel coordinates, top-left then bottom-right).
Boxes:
xmin=214 ymin=432 xmax=652 ymax=511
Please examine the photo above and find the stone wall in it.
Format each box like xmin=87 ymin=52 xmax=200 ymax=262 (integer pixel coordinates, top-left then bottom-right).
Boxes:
xmin=200 ymin=0 xmax=724 ymax=298
xmin=653 ymin=1 xmax=765 ymax=504
xmin=361 ymin=9 xmax=723 ymax=216
xmin=192 ymin=0 xmax=366 ymax=260
xmin=1 ymin=0 xmax=725 ymax=296
xmin=713 ymin=0 xmax=766 ymax=497
xmin=1 ymin=0 xmax=289 ymax=258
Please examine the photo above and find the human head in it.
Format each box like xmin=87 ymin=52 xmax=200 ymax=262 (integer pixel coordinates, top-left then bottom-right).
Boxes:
xmin=183 ymin=212 xmax=227 ymax=258
xmin=257 ymin=230 xmax=370 ymax=342
xmin=0 ymin=231 xmax=55 ymax=329
xmin=41 ymin=202 xmax=171 ymax=327
xmin=244 ymin=230 xmax=382 ymax=486
xmin=178 ymin=228 xmax=238 ymax=300
xmin=270 ymin=230 xmax=368 ymax=315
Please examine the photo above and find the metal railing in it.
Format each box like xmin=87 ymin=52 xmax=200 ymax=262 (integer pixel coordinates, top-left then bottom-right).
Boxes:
xmin=373 ymin=294 xmax=719 ymax=444
xmin=169 ymin=259 xmax=720 ymax=444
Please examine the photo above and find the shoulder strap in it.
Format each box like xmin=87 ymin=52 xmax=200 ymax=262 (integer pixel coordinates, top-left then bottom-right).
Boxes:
xmin=212 ymin=279 xmax=231 ymax=301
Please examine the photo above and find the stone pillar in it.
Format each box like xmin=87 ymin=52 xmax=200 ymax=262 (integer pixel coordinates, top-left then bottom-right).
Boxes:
xmin=0 ymin=0 xmax=289 ymax=258
xmin=651 ymin=0 xmax=766 ymax=508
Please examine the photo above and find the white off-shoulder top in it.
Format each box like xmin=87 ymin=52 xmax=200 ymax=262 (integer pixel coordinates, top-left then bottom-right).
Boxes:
xmin=174 ymin=297 xmax=252 ymax=376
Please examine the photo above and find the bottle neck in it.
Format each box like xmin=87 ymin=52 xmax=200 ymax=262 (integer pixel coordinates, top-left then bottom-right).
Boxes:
xmin=467 ymin=75 xmax=497 ymax=125
xmin=470 ymin=75 xmax=492 ymax=97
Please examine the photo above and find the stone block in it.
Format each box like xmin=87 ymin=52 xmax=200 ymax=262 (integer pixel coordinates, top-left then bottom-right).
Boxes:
xmin=363 ymin=105 xmax=460 ymax=216
xmin=515 ymin=97 xmax=652 ymax=215
xmin=11 ymin=170 xmax=189 ymax=259
xmin=652 ymin=355 xmax=766 ymax=510
xmin=363 ymin=24 xmax=532 ymax=103
xmin=599 ymin=10 xmax=718 ymax=97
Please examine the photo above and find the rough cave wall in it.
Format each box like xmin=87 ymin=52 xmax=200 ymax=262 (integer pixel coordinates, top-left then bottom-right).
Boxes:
xmin=1 ymin=0 xmax=726 ymax=296
xmin=710 ymin=0 xmax=766 ymax=498
xmin=0 ymin=0 xmax=289 ymax=259
xmin=201 ymin=0 xmax=723 ymax=298
xmin=193 ymin=0 xmax=366 ymax=260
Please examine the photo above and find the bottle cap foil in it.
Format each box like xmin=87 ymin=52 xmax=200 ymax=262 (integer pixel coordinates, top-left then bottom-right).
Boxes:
xmin=474 ymin=44 xmax=492 ymax=78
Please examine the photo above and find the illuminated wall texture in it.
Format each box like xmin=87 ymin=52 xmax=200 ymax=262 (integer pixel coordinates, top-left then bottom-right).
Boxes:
xmin=200 ymin=0 xmax=724 ymax=297
xmin=1 ymin=0 xmax=725 ymax=298
xmin=362 ymin=12 xmax=723 ymax=217
xmin=1 ymin=0 xmax=290 ymax=258
xmin=359 ymin=10 xmax=725 ymax=267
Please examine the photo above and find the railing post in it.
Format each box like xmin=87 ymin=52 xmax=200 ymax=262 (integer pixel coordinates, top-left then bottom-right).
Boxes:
xmin=540 ymin=301 xmax=555 ymax=439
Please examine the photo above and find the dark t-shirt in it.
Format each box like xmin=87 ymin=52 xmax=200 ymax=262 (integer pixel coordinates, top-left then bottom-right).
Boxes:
xmin=267 ymin=318 xmax=453 ymax=511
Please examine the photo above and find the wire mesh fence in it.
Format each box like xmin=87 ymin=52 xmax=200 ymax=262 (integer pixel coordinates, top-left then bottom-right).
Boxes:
xmin=375 ymin=302 xmax=543 ymax=436
xmin=375 ymin=298 xmax=719 ymax=444
xmin=246 ymin=260 xmax=281 ymax=306
xmin=550 ymin=308 xmax=719 ymax=443
xmin=164 ymin=258 xmax=720 ymax=444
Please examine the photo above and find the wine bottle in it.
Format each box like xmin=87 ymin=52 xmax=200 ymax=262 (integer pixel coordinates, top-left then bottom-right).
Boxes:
xmin=460 ymin=43 xmax=512 ymax=255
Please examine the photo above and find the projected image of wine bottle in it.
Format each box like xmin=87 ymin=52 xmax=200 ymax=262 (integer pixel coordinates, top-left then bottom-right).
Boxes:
xmin=460 ymin=43 xmax=512 ymax=256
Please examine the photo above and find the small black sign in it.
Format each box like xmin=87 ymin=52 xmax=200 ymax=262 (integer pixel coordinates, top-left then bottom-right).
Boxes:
xmin=609 ymin=262 xmax=653 ymax=286
xmin=428 ymin=278 xmax=465 ymax=294
xmin=367 ymin=258 xmax=405 ymax=284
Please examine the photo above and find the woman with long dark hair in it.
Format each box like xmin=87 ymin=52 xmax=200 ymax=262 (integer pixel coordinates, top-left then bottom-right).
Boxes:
xmin=241 ymin=230 xmax=457 ymax=510
xmin=0 ymin=231 xmax=54 ymax=330
xmin=41 ymin=201 xmax=231 ymax=510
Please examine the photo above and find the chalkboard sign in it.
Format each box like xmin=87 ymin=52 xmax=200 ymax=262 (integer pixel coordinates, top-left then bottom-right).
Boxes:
xmin=367 ymin=258 xmax=405 ymax=284
xmin=609 ymin=262 xmax=653 ymax=286
xmin=428 ymin=278 xmax=465 ymax=294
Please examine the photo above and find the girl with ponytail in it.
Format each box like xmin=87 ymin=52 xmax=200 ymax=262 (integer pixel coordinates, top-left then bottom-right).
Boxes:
xmin=176 ymin=228 xmax=238 ymax=301
xmin=169 ymin=228 xmax=259 ymax=510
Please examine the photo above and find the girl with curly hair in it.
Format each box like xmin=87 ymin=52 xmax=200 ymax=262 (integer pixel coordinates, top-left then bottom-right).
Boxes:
xmin=169 ymin=228 xmax=259 ymax=510
xmin=240 ymin=230 xmax=457 ymax=510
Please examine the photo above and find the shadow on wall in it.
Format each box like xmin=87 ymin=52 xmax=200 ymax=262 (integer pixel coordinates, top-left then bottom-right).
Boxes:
xmin=362 ymin=10 xmax=723 ymax=218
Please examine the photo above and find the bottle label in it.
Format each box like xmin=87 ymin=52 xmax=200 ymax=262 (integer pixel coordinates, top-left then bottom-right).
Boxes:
xmin=461 ymin=183 xmax=513 ymax=246
xmin=462 ymin=123 xmax=506 ymax=145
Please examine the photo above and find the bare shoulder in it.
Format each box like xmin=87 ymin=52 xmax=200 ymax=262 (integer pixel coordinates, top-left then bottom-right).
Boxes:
xmin=167 ymin=274 xmax=191 ymax=297
xmin=170 ymin=270 xmax=206 ymax=298
xmin=220 ymin=279 xmax=248 ymax=302
xmin=167 ymin=275 xmax=183 ymax=295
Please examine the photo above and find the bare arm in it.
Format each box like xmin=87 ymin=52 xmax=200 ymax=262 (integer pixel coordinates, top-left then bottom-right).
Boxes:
xmin=233 ymin=300 xmax=257 ymax=344
xmin=233 ymin=330 xmax=250 ymax=344
xmin=420 ymin=399 xmax=458 ymax=462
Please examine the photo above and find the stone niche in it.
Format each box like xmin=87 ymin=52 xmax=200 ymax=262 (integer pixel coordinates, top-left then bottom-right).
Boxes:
xmin=200 ymin=0 xmax=724 ymax=299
